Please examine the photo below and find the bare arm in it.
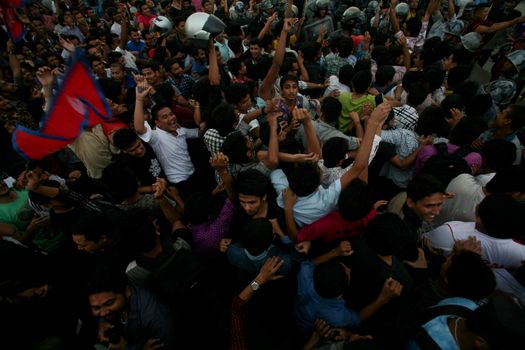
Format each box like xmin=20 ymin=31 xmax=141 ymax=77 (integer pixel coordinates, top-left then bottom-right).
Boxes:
xmin=7 ymin=40 xmax=21 ymax=79
xmin=312 ymin=241 xmax=353 ymax=265
xmin=476 ymin=16 xmax=525 ymax=34
xmin=118 ymin=11 xmax=128 ymax=50
xmin=210 ymin=153 xmax=236 ymax=200
xmin=260 ymin=18 xmax=297 ymax=100
xmin=258 ymin=12 xmax=277 ymax=40
xmin=340 ymin=103 xmax=391 ymax=189
xmin=262 ymin=113 xmax=280 ymax=170
xmin=389 ymin=0 xmax=401 ymax=34
xmin=296 ymin=51 xmax=310 ymax=82
xmin=133 ymin=79 xmax=151 ymax=135
xmin=154 ymin=179 xmax=181 ymax=225
xmin=293 ymin=108 xmax=322 ymax=155
xmin=389 ymin=135 xmax=432 ymax=170
xmin=359 ymin=278 xmax=402 ymax=321
xmin=446 ymin=0 xmax=455 ymax=20
xmin=208 ymin=40 xmax=220 ymax=86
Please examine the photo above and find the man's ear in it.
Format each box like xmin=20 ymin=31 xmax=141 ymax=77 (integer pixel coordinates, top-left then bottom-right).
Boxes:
xmin=472 ymin=335 xmax=490 ymax=350
xmin=406 ymin=197 xmax=415 ymax=210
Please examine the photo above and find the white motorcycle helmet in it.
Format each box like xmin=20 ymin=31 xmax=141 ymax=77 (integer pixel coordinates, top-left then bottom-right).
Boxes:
xmin=342 ymin=6 xmax=365 ymax=24
xmin=461 ymin=31 xmax=482 ymax=52
xmin=150 ymin=16 xmax=173 ymax=37
xmin=185 ymin=12 xmax=226 ymax=47
xmin=395 ymin=3 xmax=409 ymax=17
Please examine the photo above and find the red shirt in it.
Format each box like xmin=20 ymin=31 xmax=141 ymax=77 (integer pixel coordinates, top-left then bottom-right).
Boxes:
xmin=297 ymin=209 xmax=378 ymax=243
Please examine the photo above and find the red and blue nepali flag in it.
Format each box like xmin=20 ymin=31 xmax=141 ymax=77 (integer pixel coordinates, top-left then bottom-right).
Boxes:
xmin=1 ymin=0 xmax=28 ymax=43
xmin=12 ymin=50 xmax=112 ymax=160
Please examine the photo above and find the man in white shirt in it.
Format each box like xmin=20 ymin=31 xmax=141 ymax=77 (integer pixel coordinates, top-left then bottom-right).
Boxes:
xmin=133 ymin=84 xmax=200 ymax=199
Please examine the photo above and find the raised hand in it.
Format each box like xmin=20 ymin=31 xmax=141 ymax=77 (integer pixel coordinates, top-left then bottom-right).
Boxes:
xmin=36 ymin=66 xmax=55 ymax=87
xmin=209 ymin=152 xmax=229 ymax=172
xmin=379 ymin=277 xmax=402 ymax=302
xmin=256 ymin=256 xmax=285 ymax=283
xmin=335 ymin=240 xmax=353 ymax=256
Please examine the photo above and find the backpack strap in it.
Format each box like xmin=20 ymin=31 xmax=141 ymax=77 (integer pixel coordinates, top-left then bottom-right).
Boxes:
xmin=413 ymin=304 xmax=475 ymax=350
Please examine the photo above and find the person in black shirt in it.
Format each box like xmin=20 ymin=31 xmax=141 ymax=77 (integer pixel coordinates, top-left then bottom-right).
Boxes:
xmin=112 ymin=128 xmax=164 ymax=190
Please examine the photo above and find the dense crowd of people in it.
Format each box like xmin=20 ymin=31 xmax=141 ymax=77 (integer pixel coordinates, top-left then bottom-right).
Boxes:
xmin=1 ymin=0 xmax=525 ymax=349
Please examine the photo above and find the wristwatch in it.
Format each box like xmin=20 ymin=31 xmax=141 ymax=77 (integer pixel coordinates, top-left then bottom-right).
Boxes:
xmin=250 ymin=280 xmax=260 ymax=291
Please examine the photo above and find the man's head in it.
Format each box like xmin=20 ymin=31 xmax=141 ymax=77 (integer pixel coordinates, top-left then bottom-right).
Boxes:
xmin=151 ymin=105 xmax=178 ymax=133
xmin=280 ymin=75 xmax=299 ymax=102
xmin=240 ymin=219 xmax=274 ymax=256
xmin=102 ymin=163 xmax=139 ymax=202
xmin=476 ymin=194 xmax=524 ymax=239
xmin=351 ymin=70 xmax=372 ymax=94
xmin=406 ymin=174 xmax=446 ymax=223
xmin=225 ymin=84 xmax=251 ymax=113
xmin=236 ymin=170 xmax=269 ymax=217
xmin=473 ymin=3 xmax=491 ymax=21
xmin=71 ymin=211 xmax=116 ymax=253
xmin=87 ymin=271 xmax=129 ymax=322
xmin=110 ymin=63 xmax=125 ymax=83
xmin=222 ymin=131 xmax=252 ymax=164
xmin=494 ymin=104 xmax=525 ymax=132
xmin=313 ymin=261 xmax=350 ymax=299
xmin=112 ymin=128 xmax=146 ymax=157
xmin=249 ymin=38 xmax=262 ymax=60
xmin=320 ymin=97 xmax=343 ymax=125
xmin=141 ymin=62 xmax=161 ymax=86
xmin=481 ymin=139 xmax=517 ymax=172
xmin=288 ymin=162 xmax=321 ymax=197
xmin=129 ymin=28 xmax=141 ymax=43
xmin=441 ymin=251 xmax=496 ymax=301
xmin=365 ymin=213 xmax=406 ymax=257
xmin=164 ymin=58 xmax=183 ymax=78
xmin=485 ymin=165 xmax=525 ymax=200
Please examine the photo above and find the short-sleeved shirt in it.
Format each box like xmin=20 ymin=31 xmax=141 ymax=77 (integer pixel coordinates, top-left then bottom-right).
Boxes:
xmin=270 ymin=169 xmax=341 ymax=227
xmin=295 ymin=261 xmax=360 ymax=333
xmin=119 ymin=141 xmax=164 ymax=186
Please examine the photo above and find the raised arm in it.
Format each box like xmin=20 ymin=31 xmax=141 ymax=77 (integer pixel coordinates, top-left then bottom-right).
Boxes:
xmin=133 ymin=78 xmax=152 ymax=135
xmin=358 ymin=278 xmax=402 ymax=321
xmin=389 ymin=0 xmax=401 ymax=34
xmin=259 ymin=18 xmax=297 ymax=100
xmin=118 ymin=10 xmax=128 ymax=50
xmin=210 ymin=153 xmax=235 ymax=200
xmin=312 ymin=241 xmax=353 ymax=265
xmin=340 ymin=102 xmax=391 ymax=189
xmin=262 ymin=112 xmax=280 ymax=170
xmin=258 ymin=12 xmax=278 ymax=40
xmin=476 ymin=16 xmax=525 ymax=34
xmin=208 ymin=39 xmax=220 ymax=86
xmin=293 ymin=108 xmax=321 ymax=156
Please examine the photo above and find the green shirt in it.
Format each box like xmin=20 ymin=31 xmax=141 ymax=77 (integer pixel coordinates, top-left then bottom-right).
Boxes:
xmin=0 ymin=190 xmax=29 ymax=231
xmin=338 ymin=92 xmax=376 ymax=133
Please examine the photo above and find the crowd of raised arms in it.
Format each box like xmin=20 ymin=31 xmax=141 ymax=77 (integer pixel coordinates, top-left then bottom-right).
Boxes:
xmin=1 ymin=0 xmax=525 ymax=349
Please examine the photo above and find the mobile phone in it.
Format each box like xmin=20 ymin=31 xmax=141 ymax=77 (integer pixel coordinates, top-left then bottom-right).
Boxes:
xmin=375 ymin=94 xmax=383 ymax=105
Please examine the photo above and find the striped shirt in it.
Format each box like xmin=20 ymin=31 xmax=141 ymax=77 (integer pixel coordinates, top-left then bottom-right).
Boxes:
xmin=394 ymin=105 xmax=419 ymax=131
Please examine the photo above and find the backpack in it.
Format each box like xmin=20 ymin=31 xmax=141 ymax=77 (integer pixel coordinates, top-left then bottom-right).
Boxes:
xmin=419 ymin=143 xmax=472 ymax=187
xmin=412 ymin=304 xmax=475 ymax=350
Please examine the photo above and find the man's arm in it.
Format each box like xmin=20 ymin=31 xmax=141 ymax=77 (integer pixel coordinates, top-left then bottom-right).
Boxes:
xmin=261 ymin=113 xmax=280 ymax=170
xmin=389 ymin=135 xmax=433 ymax=170
xmin=153 ymin=178 xmax=181 ymax=225
xmin=293 ymin=109 xmax=322 ymax=155
xmin=210 ymin=153 xmax=236 ymax=200
xmin=283 ymin=188 xmax=299 ymax=242
xmin=133 ymin=80 xmax=151 ymax=135
xmin=340 ymin=103 xmax=390 ymax=189
xmin=358 ymin=278 xmax=402 ymax=321
xmin=312 ymin=241 xmax=353 ymax=265
xmin=476 ymin=16 xmax=525 ymax=34
xmin=259 ymin=18 xmax=297 ymax=100
xmin=208 ymin=39 xmax=220 ymax=86
xmin=118 ymin=10 xmax=128 ymax=50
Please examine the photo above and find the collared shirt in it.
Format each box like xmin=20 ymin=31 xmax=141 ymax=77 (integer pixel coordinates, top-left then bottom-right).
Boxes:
xmin=270 ymin=169 xmax=342 ymax=227
xmin=323 ymin=54 xmax=355 ymax=79
xmin=380 ymin=128 xmax=420 ymax=188
xmin=166 ymin=74 xmax=195 ymax=100
xmin=138 ymin=121 xmax=199 ymax=183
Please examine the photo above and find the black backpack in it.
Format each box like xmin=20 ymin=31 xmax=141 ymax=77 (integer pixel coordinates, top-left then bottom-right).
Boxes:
xmin=412 ymin=304 xmax=475 ymax=350
xmin=419 ymin=143 xmax=473 ymax=187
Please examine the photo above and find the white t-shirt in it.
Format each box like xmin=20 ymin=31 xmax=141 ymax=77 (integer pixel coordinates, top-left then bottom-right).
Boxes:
xmin=423 ymin=221 xmax=525 ymax=269
xmin=138 ymin=122 xmax=199 ymax=183
xmin=436 ymin=173 xmax=495 ymax=225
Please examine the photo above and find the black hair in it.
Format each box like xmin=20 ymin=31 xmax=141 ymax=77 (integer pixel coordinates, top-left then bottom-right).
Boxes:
xmin=339 ymin=65 xmax=355 ymax=86
xmin=321 ymin=97 xmax=343 ymax=125
xmin=465 ymin=94 xmax=493 ymax=119
xmin=407 ymin=174 xmax=445 ymax=203
xmin=454 ymin=80 xmax=480 ymax=102
xmin=449 ymin=118 xmax=486 ymax=146
xmin=85 ymin=268 xmax=128 ymax=297
xmin=371 ymin=45 xmax=389 ymax=62
xmin=481 ymin=139 xmax=517 ymax=172
xmin=440 ymin=94 xmax=465 ymax=120
xmin=227 ymin=57 xmax=243 ymax=76
xmin=112 ymin=128 xmax=140 ymax=150
xmin=451 ymin=47 xmax=474 ymax=66
xmin=313 ymin=262 xmax=348 ymax=298
xmin=352 ymin=70 xmax=372 ymax=94
xmin=140 ymin=61 xmax=160 ymax=72
xmin=150 ymin=104 xmax=171 ymax=122
xmin=222 ymin=131 xmax=250 ymax=164
xmin=208 ymin=103 xmax=237 ymax=137
xmin=485 ymin=165 xmax=525 ymax=194
xmin=446 ymin=251 xmax=496 ymax=300
xmin=279 ymin=74 xmax=299 ymax=89
xmin=406 ymin=17 xmax=422 ymax=37
xmin=338 ymin=37 xmax=354 ymax=58
xmin=467 ymin=292 xmax=525 ymax=350
xmin=102 ymin=163 xmax=138 ymax=201
xmin=322 ymin=137 xmax=349 ymax=168
xmin=224 ymin=84 xmax=251 ymax=105
xmin=478 ymin=194 xmax=524 ymax=239
xmin=338 ymin=179 xmax=372 ymax=221
xmin=353 ymin=59 xmax=372 ymax=74
xmin=401 ymin=70 xmax=423 ymax=91
xmin=236 ymin=169 xmax=269 ymax=198
xmin=505 ymin=105 xmax=525 ymax=131
xmin=127 ymin=208 xmax=157 ymax=253
xmin=407 ymin=81 xmax=429 ymax=107
xmin=71 ymin=211 xmax=116 ymax=242
xmin=375 ymin=65 xmax=395 ymax=87
xmin=288 ymin=162 xmax=321 ymax=197
xmin=365 ymin=213 xmax=405 ymax=256
xmin=423 ymin=66 xmax=446 ymax=92
xmin=279 ymin=57 xmax=298 ymax=76
xmin=448 ymin=65 xmax=472 ymax=90
xmin=415 ymin=106 xmax=449 ymax=138
xmin=240 ymin=218 xmax=274 ymax=256
xmin=98 ymin=78 xmax=121 ymax=103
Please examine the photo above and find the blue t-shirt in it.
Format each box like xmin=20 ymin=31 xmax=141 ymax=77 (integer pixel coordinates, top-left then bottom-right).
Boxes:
xmin=294 ymin=261 xmax=360 ymax=333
